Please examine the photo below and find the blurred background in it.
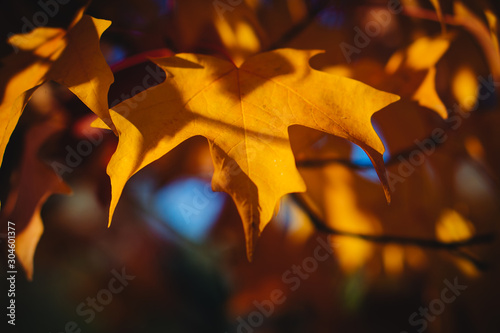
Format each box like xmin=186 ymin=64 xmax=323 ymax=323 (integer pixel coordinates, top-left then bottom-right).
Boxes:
xmin=1 ymin=0 xmax=500 ymax=332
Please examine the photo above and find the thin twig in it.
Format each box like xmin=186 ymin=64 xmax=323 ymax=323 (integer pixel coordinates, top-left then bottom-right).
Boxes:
xmin=451 ymin=249 xmax=490 ymax=271
xmin=267 ymin=0 xmax=331 ymax=50
xmin=296 ymin=139 xmax=447 ymax=170
xmin=295 ymin=135 xmax=445 ymax=170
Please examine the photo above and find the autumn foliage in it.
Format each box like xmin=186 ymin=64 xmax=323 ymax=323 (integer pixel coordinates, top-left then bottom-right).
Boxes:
xmin=1 ymin=0 xmax=500 ymax=332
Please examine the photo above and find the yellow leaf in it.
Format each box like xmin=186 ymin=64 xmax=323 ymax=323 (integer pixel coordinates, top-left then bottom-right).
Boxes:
xmin=485 ymin=9 xmax=500 ymax=57
xmin=384 ymin=34 xmax=452 ymax=116
xmin=435 ymin=209 xmax=475 ymax=243
xmin=214 ymin=17 xmax=261 ymax=66
xmin=278 ymin=196 xmax=314 ymax=244
xmin=412 ymin=67 xmax=447 ymax=117
xmin=454 ymin=2 xmax=500 ymax=81
xmin=452 ymin=66 xmax=479 ymax=112
xmin=172 ymin=0 xmax=267 ymax=64
xmin=15 ymin=180 xmax=71 ymax=280
xmin=0 ymin=11 xmax=113 ymax=168
xmin=0 ymin=93 xmax=71 ymax=279
xmin=383 ymin=244 xmax=404 ymax=276
xmin=386 ymin=36 xmax=450 ymax=72
xmin=326 ymin=36 xmax=451 ymax=118
xmin=106 ymin=48 xmax=399 ymax=260
xmin=300 ymin=165 xmax=380 ymax=273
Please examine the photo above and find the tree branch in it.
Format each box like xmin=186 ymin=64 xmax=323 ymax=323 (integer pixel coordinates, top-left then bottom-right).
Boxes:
xmin=295 ymin=137 xmax=446 ymax=170
xmin=267 ymin=0 xmax=331 ymax=51
xmin=290 ymin=193 xmax=495 ymax=270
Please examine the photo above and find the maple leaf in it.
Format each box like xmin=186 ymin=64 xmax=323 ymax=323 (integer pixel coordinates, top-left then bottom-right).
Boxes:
xmin=0 ymin=9 xmax=113 ymax=169
xmin=382 ymin=35 xmax=451 ymax=118
xmin=100 ymin=48 xmax=399 ymax=260
xmin=170 ymin=0 xmax=267 ymax=65
xmin=0 ymin=92 xmax=71 ymax=279
xmin=453 ymin=1 xmax=500 ymax=81
xmin=324 ymin=35 xmax=451 ymax=118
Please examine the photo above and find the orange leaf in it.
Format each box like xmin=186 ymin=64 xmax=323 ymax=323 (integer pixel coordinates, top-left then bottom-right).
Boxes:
xmin=0 ymin=101 xmax=71 ymax=280
xmin=0 ymin=10 xmax=113 ymax=169
xmin=100 ymin=48 xmax=399 ymax=260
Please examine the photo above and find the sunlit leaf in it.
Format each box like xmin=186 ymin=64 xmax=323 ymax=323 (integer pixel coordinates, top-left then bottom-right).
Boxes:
xmin=0 ymin=10 xmax=113 ymax=168
xmin=102 ymin=48 xmax=399 ymax=260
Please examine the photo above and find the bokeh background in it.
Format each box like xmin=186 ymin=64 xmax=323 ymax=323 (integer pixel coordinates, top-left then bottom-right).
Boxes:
xmin=1 ymin=0 xmax=500 ymax=332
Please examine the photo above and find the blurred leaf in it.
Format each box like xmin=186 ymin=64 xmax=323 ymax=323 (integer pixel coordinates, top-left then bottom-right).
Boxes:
xmin=170 ymin=0 xmax=267 ymax=64
xmin=0 ymin=91 xmax=71 ymax=279
xmin=0 ymin=9 xmax=113 ymax=168
xmin=325 ymin=35 xmax=452 ymax=118
xmin=454 ymin=1 xmax=500 ymax=80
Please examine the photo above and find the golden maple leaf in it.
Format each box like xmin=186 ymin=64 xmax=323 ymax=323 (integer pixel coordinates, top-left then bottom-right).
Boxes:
xmin=171 ymin=0 xmax=266 ymax=65
xmin=324 ymin=35 xmax=452 ymax=119
xmin=98 ymin=48 xmax=400 ymax=260
xmin=453 ymin=1 xmax=500 ymax=80
xmin=0 ymin=9 xmax=113 ymax=169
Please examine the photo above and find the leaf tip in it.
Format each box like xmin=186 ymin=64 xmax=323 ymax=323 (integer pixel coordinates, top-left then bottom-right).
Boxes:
xmin=390 ymin=93 xmax=401 ymax=104
xmin=383 ymin=182 xmax=392 ymax=205
xmin=91 ymin=116 xmax=116 ymax=134
xmin=107 ymin=204 xmax=115 ymax=228
xmin=246 ymin=249 xmax=254 ymax=262
xmin=304 ymin=49 xmax=326 ymax=61
xmin=244 ymin=220 xmax=262 ymax=262
xmin=310 ymin=49 xmax=326 ymax=56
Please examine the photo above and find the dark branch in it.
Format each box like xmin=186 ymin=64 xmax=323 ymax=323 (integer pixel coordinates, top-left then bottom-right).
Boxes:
xmin=296 ymin=136 xmax=446 ymax=170
xmin=290 ymin=193 xmax=495 ymax=270
xmin=267 ymin=0 xmax=331 ymax=51
xmin=451 ymin=250 xmax=490 ymax=271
